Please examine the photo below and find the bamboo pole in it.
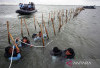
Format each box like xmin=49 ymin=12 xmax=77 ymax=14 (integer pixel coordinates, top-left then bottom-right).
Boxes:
xmin=37 ymin=21 xmax=39 ymax=26
xmin=62 ymin=15 xmax=64 ymax=26
xmin=43 ymin=20 xmax=49 ymax=39
xmin=61 ymin=10 xmax=64 ymax=26
xmin=33 ymin=16 xmax=36 ymax=30
xmin=69 ymin=10 xmax=72 ymax=20
xmin=53 ymin=11 xmax=55 ymax=20
xmin=66 ymin=10 xmax=68 ymax=23
xmin=58 ymin=15 xmax=62 ymax=32
xmin=42 ymin=13 xmax=45 ymax=33
xmin=9 ymin=32 xmax=20 ymax=53
xmin=40 ymin=24 xmax=45 ymax=47
xmin=57 ymin=11 xmax=60 ymax=19
xmin=51 ymin=18 xmax=56 ymax=35
xmin=7 ymin=21 xmax=10 ymax=44
xmin=48 ymin=12 xmax=50 ymax=25
xmin=62 ymin=9 xmax=64 ymax=16
xmin=24 ymin=19 xmax=30 ymax=36
xmin=48 ymin=19 xmax=49 ymax=26
xmin=37 ymin=21 xmax=40 ymax=27
xmin=21 ymin=18 xmax=23 ymax=37
xmin=49 ymin=12 xmax=50 ymax=19
xmin=42 ymin=13 xmax=43 ymax=25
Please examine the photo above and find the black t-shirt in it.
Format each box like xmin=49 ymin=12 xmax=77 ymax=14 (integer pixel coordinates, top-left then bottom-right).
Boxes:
xmin=4 ymin=49 xmax=18 ymax=58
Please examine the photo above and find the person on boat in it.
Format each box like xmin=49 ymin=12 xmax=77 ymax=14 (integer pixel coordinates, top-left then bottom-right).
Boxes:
xmin=19 ymin=3 xmax=24 ymax=10
xmin=22 ymin=4 xmax=28 ymax=10
xmin=22 ymin=4 xmax=25 ymax=9
xmin=15 ymin=36 xmax=30 ymax=47
xmin=62 ymin=48 xmax=75 ymax=59
xmin=19 ymin=3 xmax=23 ymax=9
xmin=19 ymin=3 xmax=22 ymax=9
xmin=31 ymin=2 xmax=35 ymax=10
xmin=28 ymin=2 xmax=32 ymax=10
xmin=4 ymin=46 xmax=21 ymax=61
xmin=31 ymin=2 xmax=33 ymax=6
xmin=50 ymin=47 xmax=62 ymax=57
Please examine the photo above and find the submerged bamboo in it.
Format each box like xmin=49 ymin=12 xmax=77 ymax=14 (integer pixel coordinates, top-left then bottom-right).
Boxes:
xmin=21 ymin=18 xmax=23 ymax=37
xmin=37 ymin=20 xmax=40 ymax=27
xmin=7 ymin=21 xmax=10 ymax=44
xmin=40 ymin=24 xmax=45 ymax=47
xmin=51 ymin=18 xmax=56 ymax=35
xmin=34 ymin=16 xmax=36 ymax=30
xmin=42 ymin=13 xmax=43 ymax=25
xmin=58 ymin=15 xmax=62 ymax=32
xmin=24 ymin=19 xmax=30 ymax=36
xmin=9 ymin=32 xmax=20 ymax=52
xmin=53 ymin=11 xmax=55 ymax=20
xmin=43 ymin=20 xmax=49 ymax=39
xmin=48 ymin=12 xmax=50 ymax=25
xmin=66 ymin=10 xmax=68 ymax=23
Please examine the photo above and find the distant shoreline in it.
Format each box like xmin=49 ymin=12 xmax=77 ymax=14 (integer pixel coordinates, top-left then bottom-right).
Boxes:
xmin=0 ymin=4 xmax=99 ymax=7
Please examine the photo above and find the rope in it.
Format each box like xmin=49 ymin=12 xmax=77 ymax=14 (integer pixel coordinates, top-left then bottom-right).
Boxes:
xmin=19 ymin=39 xmax=54 ymax=48
xmin=9 ymin=46 xmax=14 ymax=68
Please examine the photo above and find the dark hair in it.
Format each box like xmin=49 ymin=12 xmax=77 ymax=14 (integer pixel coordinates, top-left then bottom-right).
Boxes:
xmin=23 ymin=36 xmax=28 ymax=40
xmin=52 ymin=47 xmax=62 ymax=56
xmin=5 ymin=46 xmax=12 ymax=53
xmin=32 ymin=34 xmax=37 ymax=38
xmin=4 ymin=46 xmax=17 ymax=58
xmin=21 ymin=36 xmax=30 ymax=46
xmin=4 ymin=46 xmax=12 ymax=58
xmin=53 ymin=47 xmax=60 ymax=52
xmin=67 ymin=48 xmax=74 ymax=55
xmin=39 ymin=31 xmax=41 ymax=34
xmin=23 ymin=37 xmax=30 ymax=43
xmin=65 ymin=48 xmax=75 ymax=59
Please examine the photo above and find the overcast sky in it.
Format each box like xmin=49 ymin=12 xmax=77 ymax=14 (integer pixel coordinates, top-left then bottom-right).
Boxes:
xmin=0 ymin=0 xmax=100 ymax=6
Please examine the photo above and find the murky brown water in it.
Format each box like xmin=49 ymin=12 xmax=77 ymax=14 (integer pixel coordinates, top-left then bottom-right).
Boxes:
xmin=0 ymin=5 xmax=100 ymax=68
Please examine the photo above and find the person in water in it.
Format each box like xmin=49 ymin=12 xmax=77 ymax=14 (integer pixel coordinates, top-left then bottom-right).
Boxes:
xmin=37 ymin=31 xmax=42 ymax=37
xmin=15 ymin=36 xmax=30 ymax=47
xmin=62 ymin=48 xmax=75 ymax=59
xmin=32 ymin=31 xmax=47 ymax=38
xmin=50 ymin=47 xmax=62 ymax=57
xmin=4 ymin=46 xmax=21 ymax=61
xmin=50 ymin=47 xmax=75 ymax=59
xmin=32 ymin=31 xmax=42 ymax=38
xmin=32 ymin=31 xmax=47 ymax=41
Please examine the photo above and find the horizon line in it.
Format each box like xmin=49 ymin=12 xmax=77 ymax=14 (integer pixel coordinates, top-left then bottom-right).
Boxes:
xmin=0 ymin=4 xmax=98 ymax=6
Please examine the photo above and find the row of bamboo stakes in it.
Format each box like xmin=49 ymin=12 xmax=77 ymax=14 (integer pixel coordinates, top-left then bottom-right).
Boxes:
xmin=7 ymin=7 xmax=84 ymax=47
xmin=73 ymin=7 xmax=84 ymax=18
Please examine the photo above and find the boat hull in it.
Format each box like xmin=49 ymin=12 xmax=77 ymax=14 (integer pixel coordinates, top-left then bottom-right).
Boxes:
xmin=16 ymin=9 xmax=37 ymax=15
xmin=83 ymin=6 xmax=96 ymax=9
